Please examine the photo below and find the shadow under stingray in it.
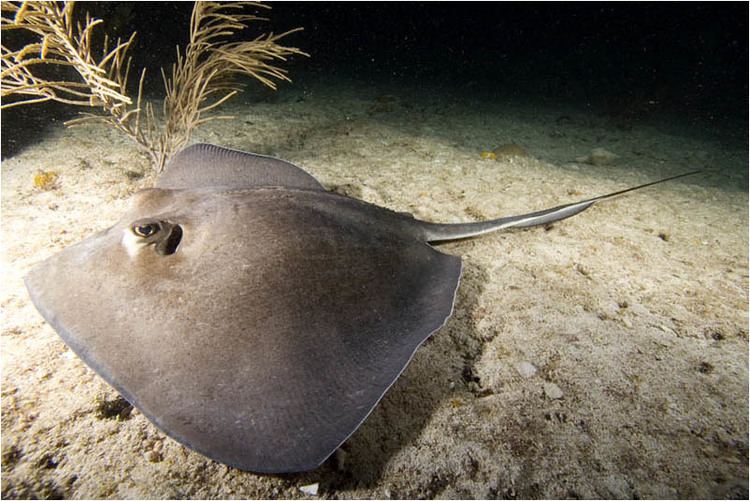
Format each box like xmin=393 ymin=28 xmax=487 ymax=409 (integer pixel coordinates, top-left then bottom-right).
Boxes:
xmin=274 ymin=260 xmax=492 ymax=491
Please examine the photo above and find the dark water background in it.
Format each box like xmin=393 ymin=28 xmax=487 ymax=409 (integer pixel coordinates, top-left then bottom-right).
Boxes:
xmin=2 ymin=1 xmax=748 ymax=157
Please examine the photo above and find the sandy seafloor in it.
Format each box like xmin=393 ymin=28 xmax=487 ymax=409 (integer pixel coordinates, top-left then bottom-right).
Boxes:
xmin=1 ymin=77 xmax=748 ymax=499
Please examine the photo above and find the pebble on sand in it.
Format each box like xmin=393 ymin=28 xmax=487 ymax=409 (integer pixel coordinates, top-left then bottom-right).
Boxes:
xmin=515 ymin=361 xmax=538 ymax=378
xmin=493 ymin=143 xmax=531 ymax=161
xmin=543 ymin=382 xmax=564 ymax=400
xmin=300 ymin=483 xmax=320 ymax=496
xmin=576 ymin=147 xmax=618 ymax=166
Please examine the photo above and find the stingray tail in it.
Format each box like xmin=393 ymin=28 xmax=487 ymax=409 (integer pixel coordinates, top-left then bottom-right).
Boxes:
xmin=420 ymin=170 xmax=700 ymax=243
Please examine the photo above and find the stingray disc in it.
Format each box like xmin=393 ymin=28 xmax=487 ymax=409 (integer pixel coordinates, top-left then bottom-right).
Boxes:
xmin=25 ymin=185 xmax=461 ymax=473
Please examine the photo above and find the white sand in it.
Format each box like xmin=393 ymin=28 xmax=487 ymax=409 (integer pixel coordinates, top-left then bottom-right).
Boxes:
xmin=2 ymin=79 xmax=747 ymax=498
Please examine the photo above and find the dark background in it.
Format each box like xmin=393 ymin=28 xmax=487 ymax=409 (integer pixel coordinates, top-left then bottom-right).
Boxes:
xmin=2 ymin=1 xmax=748 ymax=155
xmin=111 ymin=2 xmax=747 ymax=118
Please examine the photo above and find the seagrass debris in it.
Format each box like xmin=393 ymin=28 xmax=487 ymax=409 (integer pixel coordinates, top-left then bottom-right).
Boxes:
xmin=1 ymin=1 xmax=306 ymax=171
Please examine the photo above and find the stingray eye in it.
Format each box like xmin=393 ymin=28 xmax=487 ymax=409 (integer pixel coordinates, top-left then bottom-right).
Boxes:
xmin=133 ymin=223 xmax=160 ymax=238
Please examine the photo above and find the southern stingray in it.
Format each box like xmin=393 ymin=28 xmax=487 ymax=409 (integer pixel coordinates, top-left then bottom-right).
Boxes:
xmin=24 ymin=143 xmax=697 ymax=473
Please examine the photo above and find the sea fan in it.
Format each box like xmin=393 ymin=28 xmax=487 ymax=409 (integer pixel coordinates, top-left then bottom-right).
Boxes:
xmin=0 ymin=1 xmax=306 ymax=170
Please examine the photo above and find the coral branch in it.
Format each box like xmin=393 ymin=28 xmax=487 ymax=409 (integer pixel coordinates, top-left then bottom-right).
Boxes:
xmin=0 ymin=1 xmax=306 ymax=171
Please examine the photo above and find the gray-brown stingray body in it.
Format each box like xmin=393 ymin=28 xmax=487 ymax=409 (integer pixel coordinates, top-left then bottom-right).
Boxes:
xmin=24 ymin=144 xmax=697 ymax=473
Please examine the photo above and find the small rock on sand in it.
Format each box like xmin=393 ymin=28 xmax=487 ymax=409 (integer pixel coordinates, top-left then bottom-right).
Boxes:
xmin=576 ymin=147 xmax=618 ymax=166
xmin=543 ymin=382 xmax=564 ymax=400
xmin=515 ymin=361 xmax=538 ymax=378
xmin=493 ymin=143 xmax=531 ymax=161
xmin=300 ymin=483 xmax=320 ymax=496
